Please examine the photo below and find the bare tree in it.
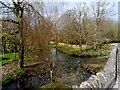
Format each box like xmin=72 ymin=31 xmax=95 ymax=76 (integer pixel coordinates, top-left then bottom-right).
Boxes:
xmin=91 ymin=2 xmax=114 ymax=50
xmin=0 ymin=0 xmax=42 ymax=68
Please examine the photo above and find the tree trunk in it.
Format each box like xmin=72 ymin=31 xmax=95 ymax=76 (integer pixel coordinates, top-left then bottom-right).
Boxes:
xmin=14 ymin=32 xmax=16 ymax=60
xmin=14 ymin=46 xmax=16 ymax=59
xmin=79 ymin=42 xmax=82 ymax=51
xmin=93 ymin=25 xmax=97 ymax=51
xmin=18 ymin=17 xmax=24 ymax=68
xmin=2 ymin=47 xmax=5 ymax=57
xmin=19 ymin=45 xmax=24 ymax=68
xmin=18 ymin=25 xmax=24 ymax=68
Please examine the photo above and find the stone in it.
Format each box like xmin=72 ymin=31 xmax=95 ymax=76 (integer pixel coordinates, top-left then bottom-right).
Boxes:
xmin=76 ymin=47 xmax=118 ymax=89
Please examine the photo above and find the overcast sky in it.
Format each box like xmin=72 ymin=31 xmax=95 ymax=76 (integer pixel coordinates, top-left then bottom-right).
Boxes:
xmin=0 ymin=0 xmax=118 ymax=21
xmin=43 ymin=2 xmax=118 ymax=22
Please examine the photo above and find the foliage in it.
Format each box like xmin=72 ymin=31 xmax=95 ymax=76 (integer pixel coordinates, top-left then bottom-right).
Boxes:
xmin=38 ymin=82 xmax=72 ymax=90
xmin=2 ymin=68 xmax=24 ymax=86
xmin=2 ymin=73 xmax=12 ymax=86
xmin=14 ymin=68 xmax=24 ymax=78
xmin=48 ymin=41 xmax=56 ymax=47
xmin=78 ymin=50 xmax=110 ymax=57
xmin=57 ymin=43 xmax=112 ymax=57
xmin=7 ymin=34 xmax=19 ymax=52
xmin=57 ymin=45 xmax=80 ymax=55
xmin=1 ymin=52 xmax=39 ymax=65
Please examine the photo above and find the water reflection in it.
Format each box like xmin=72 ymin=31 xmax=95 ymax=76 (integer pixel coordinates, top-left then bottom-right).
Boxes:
xmin=50 ymin=48 xmax=91 ymax=85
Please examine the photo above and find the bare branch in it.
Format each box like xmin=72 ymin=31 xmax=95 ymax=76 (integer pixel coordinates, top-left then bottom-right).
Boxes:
xmin=26 ymin=3 xmax=42 ymax=17
xmin=0 ymin=1 xmax=13 ymax=9
xmin=0 ymin=19 xmax=19 ymax=24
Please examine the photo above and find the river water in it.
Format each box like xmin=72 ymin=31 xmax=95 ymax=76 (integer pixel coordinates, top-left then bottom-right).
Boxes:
xmin=3 ymin=48 xmax=108 ymax=89
xmin=50 ymin=48 xmax=91 ymax=85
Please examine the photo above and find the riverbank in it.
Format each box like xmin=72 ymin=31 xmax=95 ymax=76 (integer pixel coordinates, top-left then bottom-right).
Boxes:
xmin=1 ymin=52 xmax=41 ymax=87
xmin=1 ymin=42 xmax=114 ymax=88
xmin=1 ymin=60 xmax=52 ymax=89
xmin=56 ymin=42 xmax=113 ymax=57
xmin=49 ymin=42 xmax=114 ymax=74
xmin=2 ymin=68 xmax=24 ymax=86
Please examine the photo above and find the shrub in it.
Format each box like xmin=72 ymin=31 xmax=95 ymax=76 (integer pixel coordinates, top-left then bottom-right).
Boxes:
xmin=14 ymin=68 xmax=24 ymax=78
xmin=2 ymin=73 xmax=12 ymax=85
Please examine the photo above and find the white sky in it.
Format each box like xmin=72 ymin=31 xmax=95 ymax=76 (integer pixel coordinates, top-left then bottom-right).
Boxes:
xmin=0 ymin=0 xmax=119 ymax=21
xmin=43 ymin=2 xmax=118 ymax=21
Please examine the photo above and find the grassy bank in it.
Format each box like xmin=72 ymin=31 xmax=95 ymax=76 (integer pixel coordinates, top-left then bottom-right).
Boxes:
xmin=49 ymin=41 xmax=114 ymax=73
xmin=0 ymin=52 xmax=39 ymax=66
xmin=1 ymin=68 xmax=24 ymax=86
xmin=0 ymin=52 xmax=19 ymax=65
xmin=50 ymin=42 xmax=113 ymax=57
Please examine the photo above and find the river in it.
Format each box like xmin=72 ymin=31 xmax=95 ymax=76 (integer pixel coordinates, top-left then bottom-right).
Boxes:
xmin=3 ymin=48 xmax=108 ymax=89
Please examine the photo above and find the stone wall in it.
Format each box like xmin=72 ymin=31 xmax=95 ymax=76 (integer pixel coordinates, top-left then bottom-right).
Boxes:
xmin=73 ymin=46 xmax=118 ymax=89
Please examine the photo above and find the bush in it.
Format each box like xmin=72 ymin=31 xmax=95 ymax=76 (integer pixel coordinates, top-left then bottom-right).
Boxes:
xmin=2 ymin=73 xmax=12 ymax=85
xmin=14 ymin=68 xmax=24 ymax=78
xmin=2 ymin=68 xmax=24 ymax=86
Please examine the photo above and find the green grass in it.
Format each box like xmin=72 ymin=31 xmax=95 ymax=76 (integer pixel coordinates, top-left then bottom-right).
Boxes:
xmin=57 ymin=45 xmax=80 ymax=55
xmin=77 ymin=50 xmax=110 ymax=57
xmin=0 ymin=52 xmax=19 ymax=65
xmin=49 ymin=41 xmax=113 ymax=57
xmin=38 ymin=82 xmax=72 ymax=90
xmin=0 ymin=51 xmax=39 ymax=65
xmin=57 ymin=44 xmax=113 ymax=57
xmin=2 ymin=68 xmax=24 ymax=86
xmin=49 ymin=41 xmax=55 ymax=45
xmin=14 ymin=68 xmax=24 ymax=78
xmin=1 ymin=73 xmax=12 ymax=86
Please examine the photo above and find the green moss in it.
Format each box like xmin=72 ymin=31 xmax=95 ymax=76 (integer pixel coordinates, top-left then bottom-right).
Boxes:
xmin=2 ymin=68 xmax=24 ymax=86
xmin=2 ymin=73 xmax=12 ymax=86
xmin=14 ymin=68 xmax=24 ymax=78
xmin=1 ymin=52 xmax=19 ymax=65
xmin=38 ymin=82 xmax=72 ymax=90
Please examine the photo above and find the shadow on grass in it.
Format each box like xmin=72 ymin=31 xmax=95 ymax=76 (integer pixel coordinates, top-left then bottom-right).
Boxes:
xmin=2 ymin=57 xmax=10 ymax=61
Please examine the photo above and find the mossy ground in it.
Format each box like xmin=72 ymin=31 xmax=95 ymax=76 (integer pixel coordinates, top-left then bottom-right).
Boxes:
xmin=0 ymin=52 xmax=39 ymax=65
xmin=2 ymin=68 xmax=24 ymax=86
xmin=38 ymin=82 xmax=72 ymax=90
xmin=56 ymin=43 xmax=113 ymax=57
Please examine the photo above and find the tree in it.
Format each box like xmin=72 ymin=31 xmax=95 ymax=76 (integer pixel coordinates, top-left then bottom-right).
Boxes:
xmin=0 ymin=0 xmax=39 ymax=68
xmin=91 ymin=2 xmax=114 ymax=50
xmin=61 ymin=4 xmax=91 ymax=51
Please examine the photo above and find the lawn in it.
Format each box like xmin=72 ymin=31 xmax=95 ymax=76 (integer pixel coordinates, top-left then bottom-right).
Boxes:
xmin=0 ymin=52 xmax=39 ymax=66
xmin=56 ymin=43 xmax=114 ymax=57
xmin=0 ymin=52 xmax=19 ymax=65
